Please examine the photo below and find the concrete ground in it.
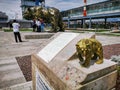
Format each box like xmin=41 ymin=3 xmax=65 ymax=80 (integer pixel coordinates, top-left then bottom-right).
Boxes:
xmin=0 ymin=31 xmax=51 ymax=90
xmin=0 ymin=31 xmax=120 ymax=90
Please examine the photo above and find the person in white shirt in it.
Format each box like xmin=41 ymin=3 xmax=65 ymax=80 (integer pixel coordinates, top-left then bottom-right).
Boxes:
xmin=12 ymin=20 xmax=22 ymax=42
xmin=36 ymin=19 xmax=41 ymax=32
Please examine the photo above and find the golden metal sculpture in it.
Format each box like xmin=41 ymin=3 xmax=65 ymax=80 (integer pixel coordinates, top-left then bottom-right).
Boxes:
xmin=76 ymin=38 xmax=103 ymax=67
xmin=23 ymin=7 xmax=64 ymax=32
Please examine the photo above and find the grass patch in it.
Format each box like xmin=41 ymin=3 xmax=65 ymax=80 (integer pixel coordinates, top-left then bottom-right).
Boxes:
xmin=87 ymin=30 xmax=109 ymax=32
xmin=4 ymin=28 xmax=33 ymax=32
xmin=96 ymin=32 xmax=120 ymax=36
xmin=66 ymin=29 xmax=120 ymax=36
xmin=66 ymin=28 xmax=110 ymax=32
xmin=66 ymin=29 xmax=109 ymax=33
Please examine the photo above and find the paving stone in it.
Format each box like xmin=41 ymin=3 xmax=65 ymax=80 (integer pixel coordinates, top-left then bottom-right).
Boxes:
xmin=0 ymin=81 xmax=32 ymax=90
xmin=0 ymin=31 xmax=120 ymax=89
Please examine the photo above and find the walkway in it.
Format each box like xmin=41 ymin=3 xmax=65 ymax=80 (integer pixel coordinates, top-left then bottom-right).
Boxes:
xmin=0 ymin=31 xmax=50 ymax=89
xmin=0 ymin=31 xmax=120 ymax=90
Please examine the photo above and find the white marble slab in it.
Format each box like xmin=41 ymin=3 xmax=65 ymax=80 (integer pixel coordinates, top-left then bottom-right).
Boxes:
xmin=37 ymin=33 xmax=79 ymax=63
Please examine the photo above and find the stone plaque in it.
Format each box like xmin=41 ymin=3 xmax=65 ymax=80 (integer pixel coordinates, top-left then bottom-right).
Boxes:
xmin=36 ymin=69 xmax=53 ymax=90
xmin=37 ymin=33 xmax=79 ymax=63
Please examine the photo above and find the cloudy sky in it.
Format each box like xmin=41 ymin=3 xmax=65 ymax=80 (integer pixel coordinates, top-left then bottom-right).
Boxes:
xmin=0 ymin=0 xmax=22 ymax=19
xmin=0 ymin=0 xmax=107 ymax=19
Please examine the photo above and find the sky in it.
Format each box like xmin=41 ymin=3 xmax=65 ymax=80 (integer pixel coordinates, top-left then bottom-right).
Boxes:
xmin=0 ymin=0 xmax=107 ymax=19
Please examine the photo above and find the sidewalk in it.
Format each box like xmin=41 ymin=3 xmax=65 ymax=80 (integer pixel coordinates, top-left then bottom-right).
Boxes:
xmin=0 ymin=32 xmax=50 ymax=89
xmin=0 ymin=31 xmax=120 ymax=89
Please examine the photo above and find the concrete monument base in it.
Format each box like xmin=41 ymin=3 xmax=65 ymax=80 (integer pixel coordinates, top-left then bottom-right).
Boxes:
xmin=32 ymin=55 xmax=117 ymax=90
xmin=32 ymin=32 xmax=117 ymax=90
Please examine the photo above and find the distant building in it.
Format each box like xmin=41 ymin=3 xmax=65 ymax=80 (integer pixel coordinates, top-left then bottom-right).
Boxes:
xmin=0 ymin=11 xmax=8 ymax=21
xmin=0 ymin=11 xmax=8 ymax=27
xmin=61 ymin=0 xmax=120 ymax=29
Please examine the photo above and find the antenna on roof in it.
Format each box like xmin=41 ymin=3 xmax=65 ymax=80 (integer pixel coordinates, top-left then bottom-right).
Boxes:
xmin=35 ymin=0 xmax=45 ymax=8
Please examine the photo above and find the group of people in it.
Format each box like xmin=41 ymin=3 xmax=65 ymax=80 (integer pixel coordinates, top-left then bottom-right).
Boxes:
xmin=11 ymin=18 xmax=45 ymax=43
xmin=32 ymin=18 xmax=45 ymax=32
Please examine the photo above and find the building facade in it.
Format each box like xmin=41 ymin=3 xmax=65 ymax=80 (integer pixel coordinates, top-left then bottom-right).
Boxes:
xmin=0 ymin=11 xmax=8 ymax=21
xmin=0 ymin=11 xmax=8 ymax=27
xmin=61 ymin=0 xmax=120 ymax=29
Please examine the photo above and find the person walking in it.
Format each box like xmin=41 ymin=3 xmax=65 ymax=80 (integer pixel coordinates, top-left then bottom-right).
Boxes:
xmin=12 ymin=20 xmax=22 ymax=43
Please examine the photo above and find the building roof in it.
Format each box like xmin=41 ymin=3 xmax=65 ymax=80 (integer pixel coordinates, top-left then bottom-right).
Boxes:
xmin=63 ymin=12 xmax=120 ymax=21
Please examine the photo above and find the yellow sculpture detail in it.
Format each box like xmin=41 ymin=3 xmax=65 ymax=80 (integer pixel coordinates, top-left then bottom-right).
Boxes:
xmin=76 ymin=38 xmax=103 ymax=67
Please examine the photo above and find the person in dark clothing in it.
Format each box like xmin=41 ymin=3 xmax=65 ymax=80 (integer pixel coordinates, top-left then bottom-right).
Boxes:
xmin=32 ymin=19 xmax=37 ymax=32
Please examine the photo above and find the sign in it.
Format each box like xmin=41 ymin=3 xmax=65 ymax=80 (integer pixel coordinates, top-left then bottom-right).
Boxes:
xmin=37 ymin=33 xmax=79 ymax=63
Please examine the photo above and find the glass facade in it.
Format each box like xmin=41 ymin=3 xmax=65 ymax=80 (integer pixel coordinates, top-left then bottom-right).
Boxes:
xmin=61 ymin=0 xmax=120 ymax=18
xmin=61 ymin=0 xmax=120 ymax=29
xmin=87 ymin=0 xmax=120 ymax=15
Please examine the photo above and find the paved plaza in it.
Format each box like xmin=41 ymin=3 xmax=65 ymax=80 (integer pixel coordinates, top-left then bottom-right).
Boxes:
xmin=0 ymin=31 xmax=50 ymax=90
xmin=0 ymin=31 xmax=120 ymax=90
